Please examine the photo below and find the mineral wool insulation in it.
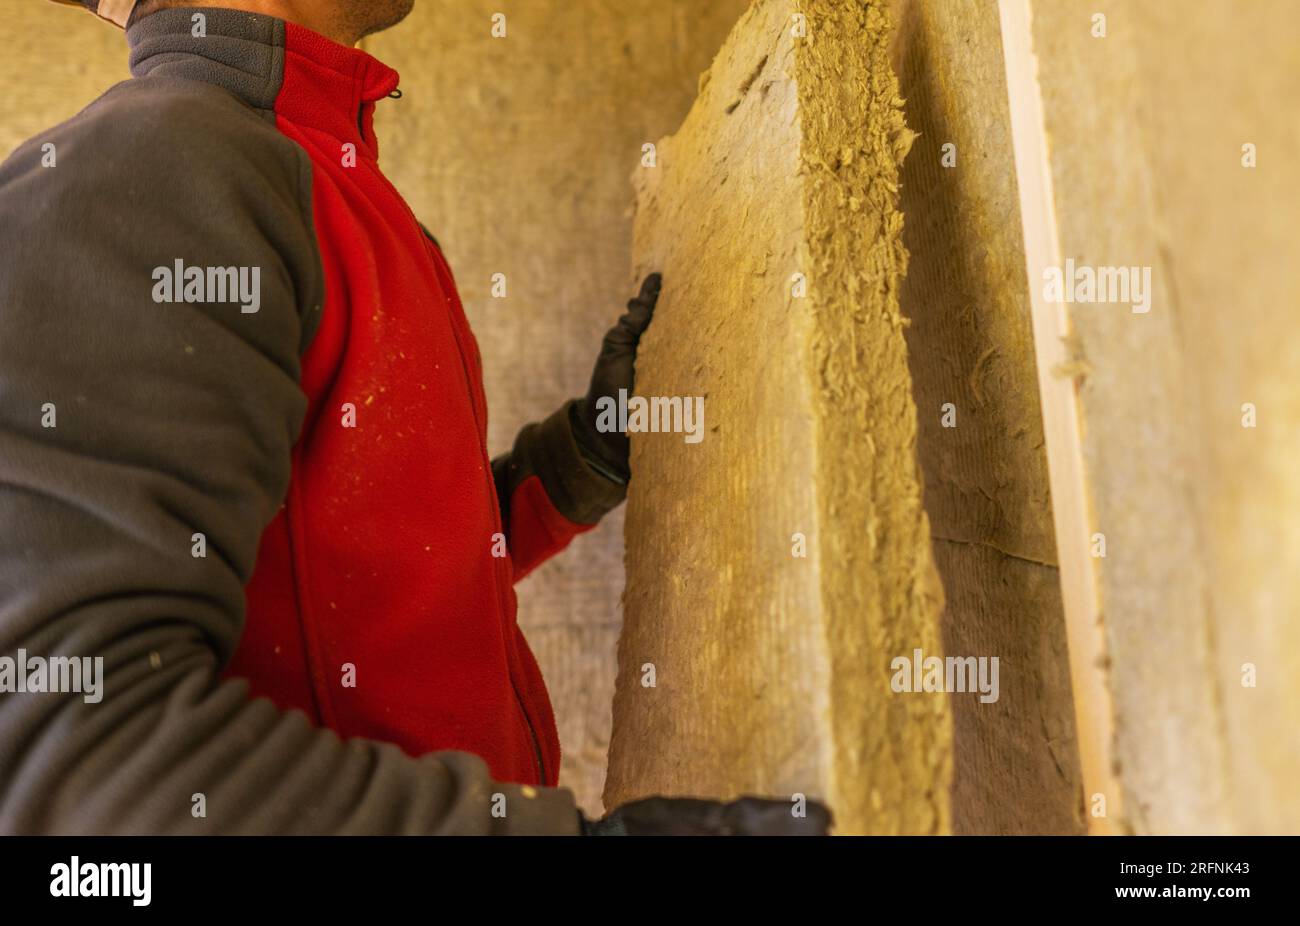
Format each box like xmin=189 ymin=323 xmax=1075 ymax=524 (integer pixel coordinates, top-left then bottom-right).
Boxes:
xmin=605 ymin=0 xmax=950 ymax=835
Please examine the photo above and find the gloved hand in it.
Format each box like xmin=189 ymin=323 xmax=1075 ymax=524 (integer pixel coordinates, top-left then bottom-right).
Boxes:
xmin=581 ymin=795 xmax=833 ymax=836
xmin=569 ymin=273 xmax=663 ymax=483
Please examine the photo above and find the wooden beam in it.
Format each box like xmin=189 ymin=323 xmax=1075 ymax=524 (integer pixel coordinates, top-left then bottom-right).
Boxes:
xmin=996 ymin=0 xmax=1122 ymax=836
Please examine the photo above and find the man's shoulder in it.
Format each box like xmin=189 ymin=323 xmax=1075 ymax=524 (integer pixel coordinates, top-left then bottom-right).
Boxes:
xmin=1 ymin=75 xmax=310 ymax=207
xmin=0 ymin=74 xmax=325 ymax=357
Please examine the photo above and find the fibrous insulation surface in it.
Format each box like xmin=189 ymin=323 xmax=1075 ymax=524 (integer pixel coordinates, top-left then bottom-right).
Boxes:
xmin=606 ymin=0 xmax=949 ymax=835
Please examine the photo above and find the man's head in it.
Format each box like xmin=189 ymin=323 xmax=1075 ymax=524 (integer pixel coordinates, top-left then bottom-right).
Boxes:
xmin=51 ymin=0 xmax=415 ymax=45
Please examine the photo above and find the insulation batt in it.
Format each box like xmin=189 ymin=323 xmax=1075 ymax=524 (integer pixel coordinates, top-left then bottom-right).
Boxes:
xmin=889 ymin=0 xmax=1083 ymax=835
xmin=606 ymin=0 xmax=950 ymax=836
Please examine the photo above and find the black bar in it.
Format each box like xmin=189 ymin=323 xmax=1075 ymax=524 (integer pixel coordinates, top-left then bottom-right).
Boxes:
xmin=0 ymin=835 xmax=1284 ymax=913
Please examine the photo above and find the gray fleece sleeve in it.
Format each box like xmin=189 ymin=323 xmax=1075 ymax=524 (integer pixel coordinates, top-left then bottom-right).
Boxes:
xmin=0 ymin=78 xmax=579 ymax=836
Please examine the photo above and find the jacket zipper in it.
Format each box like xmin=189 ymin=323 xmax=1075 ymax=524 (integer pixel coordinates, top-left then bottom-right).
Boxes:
xmin=358 ymin=117 xmax=547 ymax=783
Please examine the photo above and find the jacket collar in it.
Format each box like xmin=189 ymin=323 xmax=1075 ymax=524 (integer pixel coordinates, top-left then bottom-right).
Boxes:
xmin=127 ymin=7 xmax=401 ymax=155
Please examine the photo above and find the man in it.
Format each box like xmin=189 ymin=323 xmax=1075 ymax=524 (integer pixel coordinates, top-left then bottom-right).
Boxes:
xmin=0 ymin=0 xmax=829 ymax=835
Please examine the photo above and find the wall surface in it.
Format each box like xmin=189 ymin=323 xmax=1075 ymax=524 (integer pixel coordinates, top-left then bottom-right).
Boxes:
xmin=1008 ymin=0 xmax=1300 ymax=834
xmin=0 ymin=4 xmax=126 ymax=159
xmin=891 ymin=0 xmax=1083 ymax=834
xmin=365 ymin=0 xmax=751 ymax=812
xmin=606 ymin=0 xmax=950 ymax=835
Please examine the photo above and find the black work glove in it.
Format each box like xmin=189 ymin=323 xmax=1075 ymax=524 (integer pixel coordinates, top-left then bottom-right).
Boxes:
xmin=581 ymin=795 xmax=833 ymax=836
xmin=569 ymin=273 xmax=662 ymax=483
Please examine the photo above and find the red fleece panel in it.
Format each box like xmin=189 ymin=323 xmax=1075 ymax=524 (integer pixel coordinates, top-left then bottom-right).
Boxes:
xmin=509 ymin=474 xmax=596 ymax=582
xmin=226 ymin=23 xmax=580 ymax=788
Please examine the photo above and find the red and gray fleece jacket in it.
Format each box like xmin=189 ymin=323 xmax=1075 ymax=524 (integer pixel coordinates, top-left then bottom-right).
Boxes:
xmin=0 ymin=8 xmax=625 ymax=834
